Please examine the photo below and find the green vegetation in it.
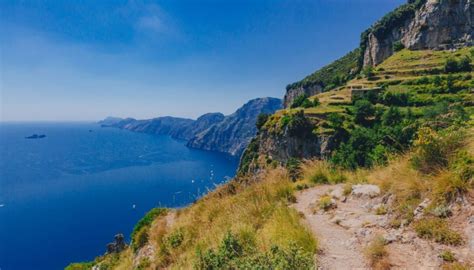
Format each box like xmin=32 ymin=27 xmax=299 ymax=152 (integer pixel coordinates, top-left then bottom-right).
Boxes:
xmin=439 ymin=250 xmax=456 ymax=262
xmin=364 ymin=235 xmax=389 ymax=270
xmin=195 ymin=232 xmax=314 ymax=269
xmin=318 ymin=195 xmax=333 ymax=211
xmin=131 ymin=208 xmax=167 ymax=251
xmin=414 ymin=218 xmax=463 ymax=245
xmin=287 ymin=48 xmax=361 ymax=92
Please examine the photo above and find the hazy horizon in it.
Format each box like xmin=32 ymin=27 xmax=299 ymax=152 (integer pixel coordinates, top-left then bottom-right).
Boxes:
xmin=1 ymin=0 xmax=404 ymax=121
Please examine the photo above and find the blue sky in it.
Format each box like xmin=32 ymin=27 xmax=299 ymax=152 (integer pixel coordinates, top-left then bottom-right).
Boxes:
xmin=0 ymin=0 xmax=404 ymax=121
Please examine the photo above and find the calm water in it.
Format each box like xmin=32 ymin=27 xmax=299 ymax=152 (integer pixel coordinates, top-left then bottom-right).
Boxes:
xmin=0 ymin=122 xmax=238 ymax=270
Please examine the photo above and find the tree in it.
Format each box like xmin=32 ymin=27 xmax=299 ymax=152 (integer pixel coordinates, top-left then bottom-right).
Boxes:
xmin=444 ymin=58 xmax=459 ymax=73
xmin=393 ymin=41 xmax=405 ymax=52
xmin=457 ymin=56 xmax=471 ymax=72
xmin=353 ymin=99 xmax=375 ymax=126
xmin=256 ymin=113 xmax=269 ymax=130
xmin=291 ymin=94 xmax=308 ymax=108
xmin=382 ymin=106 xmax=402 ymax=126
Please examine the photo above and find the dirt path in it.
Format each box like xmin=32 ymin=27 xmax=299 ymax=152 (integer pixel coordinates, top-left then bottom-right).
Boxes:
xmin=293 ymin=184 xmax=474 ymax=270
xmin=294 ymin=185 xmax=368 ymax=270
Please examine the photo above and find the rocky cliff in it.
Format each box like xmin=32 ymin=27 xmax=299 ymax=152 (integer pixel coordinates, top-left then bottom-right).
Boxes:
xmin=187 ymin=97 xmax=283 ymax=156
xmin=99 ymin=97 xmax=282 ymax=156
xmin=362 ymin=0 xmax=474 ymax=67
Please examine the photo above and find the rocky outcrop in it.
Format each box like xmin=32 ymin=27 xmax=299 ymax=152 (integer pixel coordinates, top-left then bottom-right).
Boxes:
xmin=283 ymin=84 xmax=322 ymax=108
xmin=363 ymin=0 xmax=474 ymax=67
xmin=187 ymin=97 xmax=283 ymax=156
xmin=99 ymin=98 xmax=281 ymax=156
xmin=256 ymin=128 xmax=332 ymax=164
xmin=106 ymin=234 xmax=126 ymax=254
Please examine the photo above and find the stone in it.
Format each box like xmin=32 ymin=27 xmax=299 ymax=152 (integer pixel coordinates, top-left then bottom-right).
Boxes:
xmin=330 ymin=187 xmax=344 ymax=200
xmin=363 ymin=0 xmax=474 ymax=67
xmin=413 ymin=198 xmax=431 ymax=220
xmin=106 ymin=233 xmax=127 ymax=254
xmin=351 ymin=184 xmax=381 ymax=198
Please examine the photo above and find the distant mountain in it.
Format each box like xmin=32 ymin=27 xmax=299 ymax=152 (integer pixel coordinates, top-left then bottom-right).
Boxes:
xmin=187 ymin=97 xmax=283 ymax=156
xmin=98 ymin=97 xmax=282 ymax=156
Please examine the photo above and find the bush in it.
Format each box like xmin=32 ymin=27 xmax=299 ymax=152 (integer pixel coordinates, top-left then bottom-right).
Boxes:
xmin=353 ymin=99 xmax=375 ymax=126
xmin=365 ymin=235 xmax=389 ymax=269
xmin=318 ymin=195 xmax=334 ymax=211
xmin=256 ymin=113 xmax=269 ymax=130
xmin=310 ymin=171 xmax=329 ymax=184
xmin=167 ymin=229 xmax=184 ymax=249
xmin=286 ymin=158 xmax=302 ymax=181
xmin=291 ymin=94 xmax=308 ymax=108
xmin=414 ymin=218 xmax=463 ymax=245
xmin=410 ymin=127 xmax=465 ymax=174
xmin=195 ymin=232 xmax=314 ymax=269
xmin=439 ymin=250 xmax=456 ymax=262
xmin=393 ymin=41 xmax=405 ymax=52
xmin=131 ymin=208 xmax=167 ymax=251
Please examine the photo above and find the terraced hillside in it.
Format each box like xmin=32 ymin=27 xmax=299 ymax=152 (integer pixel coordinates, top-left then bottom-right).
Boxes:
xmin=240 ymin=47 xmax=473 ymax=173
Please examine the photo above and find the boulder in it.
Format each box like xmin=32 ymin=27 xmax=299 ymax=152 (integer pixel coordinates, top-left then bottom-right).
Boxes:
xmin=351 ymin=184 xmax=381 ymax=198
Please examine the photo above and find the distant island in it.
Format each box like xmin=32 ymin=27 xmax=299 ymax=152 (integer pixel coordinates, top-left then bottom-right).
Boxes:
xmin=25 ymin=134 xmax=46 ymax=139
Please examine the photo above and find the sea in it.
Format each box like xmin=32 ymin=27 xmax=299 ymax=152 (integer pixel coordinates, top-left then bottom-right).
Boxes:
xmin=0 ymin=122 xmax=238 ymax=270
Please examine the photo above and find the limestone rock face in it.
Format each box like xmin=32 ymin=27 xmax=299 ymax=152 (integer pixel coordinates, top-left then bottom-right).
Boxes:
xmin=187 ymin=97 xmax=283 ymax=156
xmin=363 ymin=0 xmax=474 ymax=67
xmin=283 ymin=84 xmax=322 ymax=108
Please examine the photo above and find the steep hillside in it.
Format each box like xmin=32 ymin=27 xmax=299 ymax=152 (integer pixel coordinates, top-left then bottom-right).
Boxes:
xmin=187 ymin=97 xmax=283 ymax=156
xmin=241 ymin=47 xmax=474 ymax=175
xmin=99 ymin=97 xmax=282 ymax=156
xmin=362 ymin=0 xmax=473 ymax=67
xmin=284 ymin=0 xmax=473 ymax=108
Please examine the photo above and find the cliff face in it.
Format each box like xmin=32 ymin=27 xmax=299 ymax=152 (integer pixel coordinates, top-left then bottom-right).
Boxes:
xmin=283 ymin=84 xmax=322 ymax=108
xmin=363 ymin=0 xmax=474 ymax=66
xmin=187 ymin=97 xmax=283 ymax=156
xmin=99 ymin=98 xmax=282 ymax=156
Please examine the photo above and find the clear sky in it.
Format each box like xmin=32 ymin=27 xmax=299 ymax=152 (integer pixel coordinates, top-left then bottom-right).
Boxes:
xmin=0 ymin=0 xmax=404 ymax=121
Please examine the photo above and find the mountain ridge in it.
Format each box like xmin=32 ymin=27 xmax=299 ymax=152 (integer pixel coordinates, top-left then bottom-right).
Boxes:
xmin=99 ymin=97 xmax=282 ymax=156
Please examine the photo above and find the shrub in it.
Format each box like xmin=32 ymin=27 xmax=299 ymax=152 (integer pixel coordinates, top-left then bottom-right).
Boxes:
xmin=318 ymin=195 xmax=334 ymax=211
xmin=167 ymin=229 xmax=184 ymax=249
xmin=256 ymin=113 xmax=270 ymax=130
xmin=410 ymin=127 xmax=465 ymax=174
xmin=393 ymin=41 xmax=405 ymax=52
xmin=343 ymin=183 xmax=353 ymax=196
xmin=353 ymin=99 xmax=375 ymax=126
xmin=457 ymin=56 xmax=472 ymax=72
xmin=195 ymin=232 xmax=314 ymax=269
xmin=130 ymin=208 xmax=167 ymax=251
xmin=310 ymin=170 xmax=329 ymax=184
xmin=365 ymin=235 xmax=389 ymax=269
xmin=286 ymin=157 xmax=302 ymax=181
xmin=445 ymin=58 xmax=460 ymax=73
xmin=439 ymin=250 xmax=456 ymax=262
xmin=291 ymin=94 xmax=308 ymax=108
xmin=375 ymin=205 xmax=388 ymax=215
xmin=414 ymin=218 xmax=463 ymax=245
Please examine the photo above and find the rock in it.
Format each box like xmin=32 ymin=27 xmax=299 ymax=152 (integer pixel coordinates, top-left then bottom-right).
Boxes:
xmin=413 ymin=198 xmax=431 ymax=220
xmin=384 ymin=230 xmax=402 ymax=243
xmin=351 ymin=184 xmax=381 ymax=198
xmin=187 ymin=97 xmax=283 ymax=156
xmin=330 ymin=187 xmax=344 ymax=200
xmin=363 ymin=0 xmax=474 ymax=67
xmin=283 ymin=84 xmax=322 ymax=108
xmin=106 ymin=234 xmax=127 ymax=254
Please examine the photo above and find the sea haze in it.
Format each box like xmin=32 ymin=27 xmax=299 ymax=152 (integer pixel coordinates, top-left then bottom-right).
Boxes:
xmin=0 ymin=122 xmax=238 ymax=270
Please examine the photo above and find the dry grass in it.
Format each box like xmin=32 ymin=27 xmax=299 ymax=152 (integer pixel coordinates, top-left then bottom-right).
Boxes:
xmin=365 ymin=235 xmax=390 ymax=270
xmin=149 ymin=168 xmax=317 ymax=269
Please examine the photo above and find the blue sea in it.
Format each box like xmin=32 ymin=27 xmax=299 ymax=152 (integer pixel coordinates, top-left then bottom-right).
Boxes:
xmin=0 ymin=122 xmax=238 ymax=270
